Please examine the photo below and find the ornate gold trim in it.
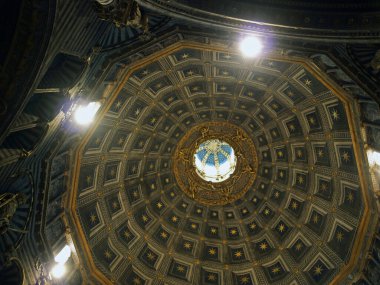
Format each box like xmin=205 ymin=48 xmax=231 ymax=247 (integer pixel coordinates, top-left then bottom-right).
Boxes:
xmin=173 ymin=121 xmax=258 ymax=205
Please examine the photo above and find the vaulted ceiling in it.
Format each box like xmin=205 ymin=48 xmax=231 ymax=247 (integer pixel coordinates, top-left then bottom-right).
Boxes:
xmin=1 ymin=1 xmax=380 ymax=285
xmin=66 ymin=39 xmax=374 ymax=284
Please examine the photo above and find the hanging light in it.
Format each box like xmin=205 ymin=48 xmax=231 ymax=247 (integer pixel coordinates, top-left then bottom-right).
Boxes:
xmin=54 ymin=245 xmax=71 ymax=264
xmin=367 ymin=149 xmax=380 ymax=167
xmin=51 ymin=263 xmax=66 ymax=279
xmin=73 ymin=101 xmax=101 ymax=126
xmin=50 ymin=244 xmax=72 ymax=279
xmin=240 ymin=36 xmax=263 ymax=58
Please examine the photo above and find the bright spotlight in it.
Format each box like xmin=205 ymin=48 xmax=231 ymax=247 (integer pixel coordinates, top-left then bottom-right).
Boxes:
xmin=367 ymin=149 xmax=380 ymax=167
xmin=240 ymin=36 xmax=263 ymax=58
xmin=54 ymin=245 xmax=71 ymax=264
xmin=73 ymin=101 xmax=101 ymax=126
xmin=51 ymin=263 xmax=66 ymax=279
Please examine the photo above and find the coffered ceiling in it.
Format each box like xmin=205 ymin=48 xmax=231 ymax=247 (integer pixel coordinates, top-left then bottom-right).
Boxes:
xmin=67 ymin=38 xmax=373 ymax=285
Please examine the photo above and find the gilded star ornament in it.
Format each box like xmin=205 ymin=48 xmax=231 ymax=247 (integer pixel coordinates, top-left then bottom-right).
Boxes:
xmin=287 ymin=90 xmax=294 ymax=97
xmin=313 ymin=265 xmax=323 ymax=276
xmin=291 ymin=201 xmax=298 ymax=210
xmin=104 ymin=249 xmax=112 ymax=259
xmin=336 ymin=231 xmax=344 ymax=242
xmin=141 ymin=214 xmax=149 ymax=223
xmin=183 ymin=242 xmax=192 ymax=250
xmin=171 ymin=215 xmax=178 ymax=222
xmin=308 ymin=116 xmax=316 ymax=125
xmin=133 ymin=277 xmax=142 ymax=285
xmin=240 ymin=276 xmax=250 ymax=284
xmin=346 ymin=192 xmax=354 ymax=203
xmin=320 ymin=182 xmax=328 ymax=192
xmin=176 ymin=265 xmax=185 ymax=272
xmin=317 ymin=149 xmax=324 ymax=157
xmin=210 ymin=227 xmax=218 ymax=234
xmin=124 ymin=230 xmax=131 ymax=239
xmin=150 ymin=117 xmax=157 ymax=124
xmin=234 ymin=250 xmax=243 ymax=258
xmin=208 ymin=274 xmax=217 ymax=281
xmin=342 ymin=151 xmax=350 ymax=162
xmin=297 ymin=175 xmax=304 ymax=184
xmin=208 ymin=248 xmax=217 ymax=255
xmin=271 ymin=103 xmax=279 ymax=110
xmin=278 ymin=223 xmax=286 ymax=233
xmin=147 ymin=252 xmax=156 ymax=261
xmin=112 ymin=201 xmax=119 ymax=209
xmin=272 ymin=267 xmax=281 ymax=274
xmin=249 ymin=222 xmax=257 ymax=230
xmin=115 ymin=100 xmax=122 ymax=109
xmin=259 ymin=242 xmax=268 ymax=251
xmin=86 ymin=175 xmax=93 ymax=185
xmin=117 ymin=137 xmax=124 ymax=145
xmin=90 ymin=213 xmax=97 ymax=224
xmin=304 ymin=79 xmax=312 ymax=86
xmin=295 ymin=242 xmax=303 ymax=251
xmin=160 ymin=231 xmax=168 ymax=239
xmin=288 ymin=124 xmax=296 ymax=131
xmin=331 ymin=109 xmax=340 ymax=120
xmin=312 ymin=214 xmax=320 ymax=224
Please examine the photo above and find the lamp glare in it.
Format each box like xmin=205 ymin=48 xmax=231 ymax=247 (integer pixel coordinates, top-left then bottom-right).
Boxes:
xmin=73 ymin=102 xmax=101 ymax=126
xmin=367 ymin=149 xmax=380 ymax=167
xmin=51 ymin=263 xmax=66 ymax=279
xmin=240 ymin=36 xmax=263 ymax=58
xmin=54 ymin=245 xmax=71 ymax=264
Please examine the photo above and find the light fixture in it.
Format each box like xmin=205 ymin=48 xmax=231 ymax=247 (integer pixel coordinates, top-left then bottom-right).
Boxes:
xmin=51 ymin=263 xmax=66 ymax=279
xmin=367 ymin=149 xmax=380 ymax=167
xmin=50 ymin=244 xmax=72 ymax=279
xmin=54 ymin=245 xmax=71 ymax=264
xmin=73 ymin=101 xmax=101 ymax=126
xmin=240 ymin=36 xmax=263 ymax=58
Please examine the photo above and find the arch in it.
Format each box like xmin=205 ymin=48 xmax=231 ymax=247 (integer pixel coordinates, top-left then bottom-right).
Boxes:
xmin=0 ymin=259 xmax=24 ymax=285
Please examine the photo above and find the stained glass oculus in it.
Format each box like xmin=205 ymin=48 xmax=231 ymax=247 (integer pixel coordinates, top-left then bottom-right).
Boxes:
xmin=194 ymin=139 xmax=237 ymax=182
